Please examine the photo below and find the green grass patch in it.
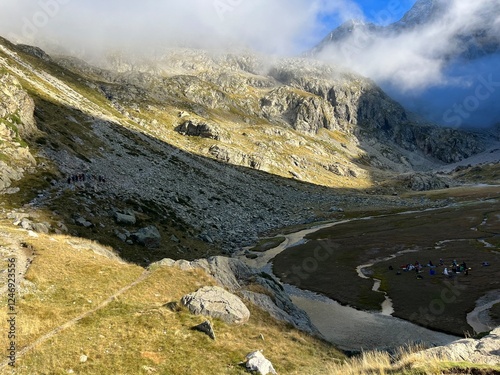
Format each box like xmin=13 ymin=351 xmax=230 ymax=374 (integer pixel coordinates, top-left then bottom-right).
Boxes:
xmin=249 ymin=236 xmax=286 ymax=252
xmin=489 ymin=302 xmax=500 ymax=325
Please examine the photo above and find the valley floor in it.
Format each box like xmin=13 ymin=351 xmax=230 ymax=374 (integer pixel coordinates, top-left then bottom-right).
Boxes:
xmin=269 ymin=185 xmax=500 ymax=338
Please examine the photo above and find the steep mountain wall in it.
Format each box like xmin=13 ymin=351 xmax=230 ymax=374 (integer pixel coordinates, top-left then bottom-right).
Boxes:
xmin=0 ymin=73 xmax=37 ymax=192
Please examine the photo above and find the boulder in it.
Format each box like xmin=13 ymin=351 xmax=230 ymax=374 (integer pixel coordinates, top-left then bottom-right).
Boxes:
xmin=192 ymin=320 xmax=216 ymax=340
xmin=181 ymin=286 xmax=250 ymax=324
xmin=244 ymin=351 xmax=277 ymax=375
xmin=132 ymin=226 xmax=161 ymax=248
xmin=32 ymin=222 xmax=50 ymax=234
xmin=20 ymin=218 xmax=33 ymax=231
xmin=75 ymin=216 xmax=93 ymax=228
xmin=175 ymin=119 xmax=227 ymax=141
xmin=114 ymin=211 xmax=136 ymax=225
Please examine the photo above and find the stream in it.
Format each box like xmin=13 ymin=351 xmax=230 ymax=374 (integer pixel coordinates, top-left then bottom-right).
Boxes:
xmin=239 ymin=211 xmax=499 ymax=351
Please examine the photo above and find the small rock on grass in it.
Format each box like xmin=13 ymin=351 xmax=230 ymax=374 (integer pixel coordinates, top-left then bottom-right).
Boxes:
xmin=192 ymin=320 xmax=216 ymax=340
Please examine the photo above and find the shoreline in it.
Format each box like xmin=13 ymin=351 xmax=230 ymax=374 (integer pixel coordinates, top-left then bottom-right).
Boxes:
xmin=286 ymin=284 xmax=458 ymax=351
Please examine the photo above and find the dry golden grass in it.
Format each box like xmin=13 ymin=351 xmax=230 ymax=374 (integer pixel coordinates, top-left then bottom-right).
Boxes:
xmin=0 ymin=229 xmax=143 ymax=351
xmin=2 ymin=223 xmax=498 ymax=374
xmin=0 ymin=225 xmax=343 ymax=374
xmin=326 ymin=345 xmax=500 ymax=375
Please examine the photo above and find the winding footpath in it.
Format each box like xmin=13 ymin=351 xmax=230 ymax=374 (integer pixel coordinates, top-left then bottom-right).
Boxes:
xmin=0 ymin=267 xmax=151 ymax=371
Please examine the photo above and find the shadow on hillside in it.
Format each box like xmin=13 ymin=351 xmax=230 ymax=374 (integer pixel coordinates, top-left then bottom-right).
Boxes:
xmin=11 ymin=95 xmax=387 ymax=267
xmin=2 ymin=42 xmax=430 ymax=267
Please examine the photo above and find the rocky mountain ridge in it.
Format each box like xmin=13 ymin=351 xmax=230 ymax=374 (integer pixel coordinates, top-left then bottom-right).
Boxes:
xmin=0 ymin=37 xmax=497 ymax=259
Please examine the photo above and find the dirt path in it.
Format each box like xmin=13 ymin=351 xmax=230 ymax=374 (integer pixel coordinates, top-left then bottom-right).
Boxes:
xmin=0 ymin=268 xmax=151 ymax=370
xmin=0 ymin=230 xmax=35 ymax=297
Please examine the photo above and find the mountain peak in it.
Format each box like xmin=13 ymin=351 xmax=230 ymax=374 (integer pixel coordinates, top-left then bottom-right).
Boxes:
xmin=397 ymin=0 xmax=449 ymax=28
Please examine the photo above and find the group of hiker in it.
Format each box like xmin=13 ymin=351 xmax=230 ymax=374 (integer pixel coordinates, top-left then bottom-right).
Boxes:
xmin=67 ymin=173 xmax=106 ymax=185
xmin=393 ymin=258 xmax=472 ymax=278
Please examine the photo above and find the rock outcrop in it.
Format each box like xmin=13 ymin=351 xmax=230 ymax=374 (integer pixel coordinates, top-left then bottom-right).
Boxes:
xmin=154 ymin=256 xmax=319 ymax=334
xmin=0 ymin=73 xmax=37 ymax=193
xmin=400 ymin=173 xmax=451 ymax=191
xmin=209 ymin=145 xmax=263 ymax=170
xmin=181 ymin=286 xmax=250 ymax=324
xmin=421 ymin=327 xmax=500 ymax=366
xmin=0 ymin=73 xmax=37 ymax=136
xmin=175 ymin=119 xmax=228 ymax=141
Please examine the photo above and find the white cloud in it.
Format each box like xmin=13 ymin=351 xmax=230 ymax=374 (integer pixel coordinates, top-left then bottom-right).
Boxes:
xmin=0 ymin=0 xmax=361 ymax=57
xmin=318 ymin=0 xmax=500 ymax=92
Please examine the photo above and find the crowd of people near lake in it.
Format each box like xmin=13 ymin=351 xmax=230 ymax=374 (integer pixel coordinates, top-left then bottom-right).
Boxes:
xmin=392 ymin=258 xmax=479 ymax=278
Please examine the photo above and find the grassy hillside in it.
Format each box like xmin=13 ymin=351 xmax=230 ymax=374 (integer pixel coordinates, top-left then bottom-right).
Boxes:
xmin=1 ymin=223 xmax=499 ymax=374
xmin=0 ymin=224 xmax=343 ymax=374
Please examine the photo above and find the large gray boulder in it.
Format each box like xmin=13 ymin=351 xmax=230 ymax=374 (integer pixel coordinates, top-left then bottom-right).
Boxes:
xmin=114 ymin=211 xmax=136 ymax=225
xmin=132 ymin=226 xmax=161 ymax=248
xmin=181 ymin=286 xmax=250 ymax=324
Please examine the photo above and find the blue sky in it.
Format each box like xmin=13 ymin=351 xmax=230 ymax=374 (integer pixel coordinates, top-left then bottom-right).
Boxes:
xmin=356 ymin=0 xmax=417 ymax=24
xmin=311 ymin=0 xmax=418 ymax=50
xmin=317 ymin=0 xmax=417 ymax=31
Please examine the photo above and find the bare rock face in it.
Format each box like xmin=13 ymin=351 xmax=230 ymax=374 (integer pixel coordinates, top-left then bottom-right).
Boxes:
xmin=422 ymin=327 xmax=500 ymax=365
xmin=175 ymin=119 xmax=228 ymax=141
xmin=181 ymin=286 xmax=250 ymax=324
xmin=400 ymin=173 xmax=451 ymax=191
xmin=209 ymin=145 xmax=263 ymax=170
xmin=260 ymin=86 xmax=335 ymax=134
xmin=0 ymin=73 xmax=38 ymax=193
xmin=0 ymin=73 xmax=37 ymax=137
xmin=156 ymin=256 xmax=318 ymax=334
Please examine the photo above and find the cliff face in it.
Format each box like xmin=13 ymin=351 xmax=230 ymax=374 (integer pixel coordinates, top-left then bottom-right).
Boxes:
xmin=60 ymin=50 xmax=483 ymax=170
xmin=0 ymin=73 xmax=37 ymax=192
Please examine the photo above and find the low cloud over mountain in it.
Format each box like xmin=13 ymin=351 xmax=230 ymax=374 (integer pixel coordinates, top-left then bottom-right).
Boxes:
xmin=314 ymin=0 xmax=500 ymax=128
xmin=0 ymin=0 xmax=362 ymax=56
